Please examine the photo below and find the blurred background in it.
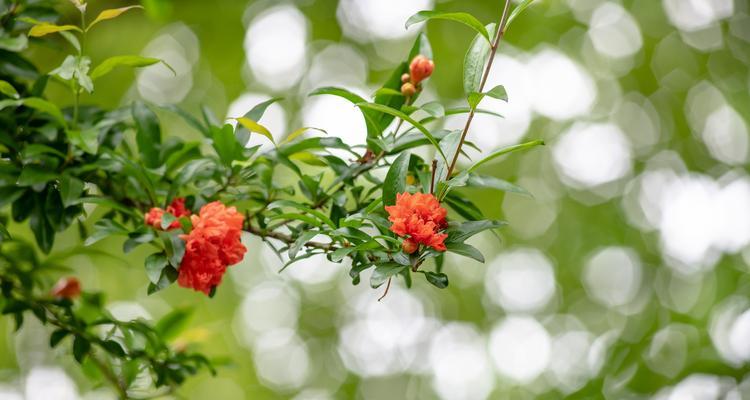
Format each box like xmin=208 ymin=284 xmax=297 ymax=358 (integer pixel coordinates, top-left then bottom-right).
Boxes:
xmin=2 ymin=0 xmax=750 ymax=398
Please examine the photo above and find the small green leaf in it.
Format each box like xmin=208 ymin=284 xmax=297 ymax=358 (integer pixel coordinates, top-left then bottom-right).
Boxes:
xmin=101 ymin=340 xmax=126 ymax=357
xmin=446 ymin=242 xmax=485 ymax=262
xmin=145 ymin=253 xmax=168 ymax=284
xmin=289 ymin=231 xmax=319 ymax=259
xmin=17 ymin=166 xmax=57 ymax=186
xmin=465 ymin=174 xmax=530 ymax=196
xmin=446 ymin=220 xmax=506 ymax=243
xmin=405 ymin=11 xmax=490 ymax=43
xmin=0 ymin=80 xmax=19 ymax=99
xmin=467 ymin=139 xmax=544 ymax=173
xmin=464 ymin=24 xmax=494 ymax=94
xmin=467 ymin=85 xmax=507 ymax=110
xmin=50 ymin=329 xmax=69 ymax=347
xmin=90 ymin=55 xmax=163 ymax=80
xmin=420 ymin=101 xmax=445 ymax=119
xmin=212 ymin=123 xmax=244 ymax=166
xmin=73 ymin=335 xmax=90 ymax=363
xmin=383 ymin=151 xmax=411 ymax=207
xmin=132 ymin=101 xmax=162 ymax=168
xmin=0 ymin=98 xmax=66 ymax=127
xmin=65 ymin=128 xmax=99 ymax=154
xmin=424 ymin=271 xmax=449 ymax=288
xmin=283 ymin=127 xmax=327 ymax=144
xmin=59 ymin=174 xmax=85 ymax=207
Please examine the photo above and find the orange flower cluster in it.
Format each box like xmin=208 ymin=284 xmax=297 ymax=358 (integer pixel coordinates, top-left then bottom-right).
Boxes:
xmin=145 ymin=198 xmax=191 ymax=230
xmin=385 ymin=192 xmax=448 ymax=253
xmin=51 ymin=277 xmax=81 ymax=299
xmin=400 ymin=54 xmax=435 ymax=96
xmin=177 ymin=201 xmax=246 ymax=295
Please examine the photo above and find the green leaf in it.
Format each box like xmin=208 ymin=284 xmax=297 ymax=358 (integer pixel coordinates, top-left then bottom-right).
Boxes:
xmin=234 ymin=97 xmax=283 ymax=146
xmin=467 ymin=139 xmax=544 ymax=173
xmin=283 ymin=127 xmax=327 ymax=144
xmin=49 ymin=329 xmax=69 ymax=348
xmin=373 ymin=88 xmax=403 ymax=98
xmin=84 ymin=219 xmax=130 ymax=246
xmin=371 ymin=263 xmax=407 ymax=288
xmin=0 ymin=80 xmax=19 ymax=99
xmin=235 ymin=117 xmax=274 ymax=145
xmin=0 ymin=98 xmax=66 ymax=127
xmin=405 ymin=11 xmax=490 ymax=43
xmin=268 ymin=200 xmax=336 ymax=228
xmin=309 ymin=87 xmax=380 ymax=138
xmin=446 ymin=220 xmax=506 ymax=243
xmin=433 ymin=130 xmax=462 ymax=184
xmin=65 ymin=128 xmax=99 ymax=154
xmin=155 ymin=308 xmax=193 ymax=341
xmin=383 ymin=151 xmax=411 ymax=207
xmin=145 ymin=253 xmax=168 ymax=284
xmin=17 ymin=166 xmax=57 ymax=186
xmin=59 ymin=174 xmax=85 ymax=207
xmin=28 ymin=23 xmax=81 ymax=37
xmin=132 ymin=101 xmax=162 ymax=168
xmin=0 ymin=221 xmax=9 ymax=242
xmin=90 ymin=55 xmax=163 ymax=80
xmin=507 ymin=0 xmax=537 ymax=29
xmin=420 ymin=101 xmax=445 ymax=119
xmin=464 ymin=23 xmax=494 ymax=95
xmin=356 ymin=102 xmax=446 ymax=164
xmin=101 ymin=340 xmax=126 ymax=357
xmin=467 ymin=85 xmax=507 ymax=110
xmin=446 ymin=242 xmax=485 ymax=262
xmin=212 ymin=124 xmax=244 ymax=166
xmin=465 ymin=174 xmax=530 ymax=196
xmin=148 ymin=266 xmax=178 ymax=295
xmin=424 ymin=271 xmax=449 ymax=288
xmin=50 ymin=55 xmax=92 ymax=93
xmin=87 ymin=6 xmax=144 ymax=31
xmin=21 ymin=144 xmax=67 ymax=160
xmin=58 ymin=31 xmax=80 ymax=53
xmin=73 ymin=335 xmax=90 ymax=363
xmin=0 ymin=34 xmax=28 ymax=52
xmin=289 ymin=231 xmax=319 ymax=259
xmin=71 ymin=197 xmax=140 ymax=218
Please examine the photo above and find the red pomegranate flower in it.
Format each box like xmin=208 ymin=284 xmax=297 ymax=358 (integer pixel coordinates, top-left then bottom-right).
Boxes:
xmin=145 ymin=198 xmax=191 ymax=230
xmin=51 ymin=277 xmax=81 ymax=299
xmin=385 ymin=192 xmax=448 ymax=252
xmin=409 ymin=55 xmax=434 ymax=85
xmin=177 ymin=201 xmax=247 ymax=295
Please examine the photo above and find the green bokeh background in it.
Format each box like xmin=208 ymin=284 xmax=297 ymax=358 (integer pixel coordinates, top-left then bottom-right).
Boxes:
xmin=3 ymin=0 xmax=750 ymax=398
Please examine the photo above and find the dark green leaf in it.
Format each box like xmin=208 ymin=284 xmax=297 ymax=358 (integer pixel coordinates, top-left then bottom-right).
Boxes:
xmin=132 ymin=101 xmax=162 ymax=168
xmin=50 ymin=329 xmax=69 ymax=347
xmin=145 ymin=253 xmax=168 ymax=284
xmin=59 ymin=174 xmax=85 ymax=207
xmin=446 ymin=242 xmax=485 ymax=262
xmin=101 ymin=340 xmax=126 ymax=357
xmin=424 ymin=271 xmax=449 ymax=288
xmin=465 ymin=174 xmax=530 ymax=196
xmin=383 ymin=151 xmax=411 ymax=207
xmin=464 ymin=23 xmax=494 ymax=94
xmin=446 ymin=220 xmax=506 ymax=243
xmin=371 ymin=263 xmax=406 ymax=288
xmin=73 ymin=335 xmax=90 ymax=363
xmin=16 ymin=166 xmax=57 ymax=186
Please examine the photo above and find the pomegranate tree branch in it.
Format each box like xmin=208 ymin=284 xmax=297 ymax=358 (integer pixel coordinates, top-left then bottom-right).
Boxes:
xmin=444 ymin=0 xmax=513 ymax=180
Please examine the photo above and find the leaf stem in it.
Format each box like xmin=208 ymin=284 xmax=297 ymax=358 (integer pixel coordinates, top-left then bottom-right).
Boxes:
xmin=444 ymin=0 xmax=512 ymax=180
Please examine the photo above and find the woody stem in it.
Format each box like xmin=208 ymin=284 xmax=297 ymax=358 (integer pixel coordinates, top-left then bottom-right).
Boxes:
xmin=444 ymin=0 xmax=512 ymax=180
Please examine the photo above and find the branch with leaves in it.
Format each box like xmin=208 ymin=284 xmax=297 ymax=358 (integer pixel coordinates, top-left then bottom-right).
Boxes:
xmin=0 ymin=0 xmax=542 ymax=396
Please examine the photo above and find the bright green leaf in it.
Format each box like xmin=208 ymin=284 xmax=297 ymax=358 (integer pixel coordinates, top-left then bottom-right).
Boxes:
xmin=383 ymin=151 xmax=411 ymax=207
xmin=235 ymin=117 xmax=275 ymax=145
xmin=90 ymin=55 xmax=163 ymax=80
xmin=467 ymin=139 xmax=544 ymax=173
xmin=463 ymin=23 xmax=494 ymax=94
xmin=0 ymin=80 xmax=19 ymax=99
xmin=405 ymin=11 xmax=490 ymax=43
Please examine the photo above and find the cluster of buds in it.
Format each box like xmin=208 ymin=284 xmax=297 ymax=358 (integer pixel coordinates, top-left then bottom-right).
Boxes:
xmin=400 ymin=55 xmax=435 ymax=97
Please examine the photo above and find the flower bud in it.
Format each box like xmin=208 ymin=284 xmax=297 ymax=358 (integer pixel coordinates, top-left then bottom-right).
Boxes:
xmin=402 ymin=238 xmax=419 ymax=254
xmin=401 ymin=73 xmax=410 ymax=83
xmin=409 ymin=55 xmax=434 ymax=85
xmin=51 ymin=277 xmax=81 ymax=299
xmin=401 ymin=82 xmax=417 ymax=97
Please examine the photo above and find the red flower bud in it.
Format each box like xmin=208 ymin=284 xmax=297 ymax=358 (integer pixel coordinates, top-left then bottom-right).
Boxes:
xmin=409 ymin=55 xmax=434 ymax=85
xmin=402 ymin=238 xmax=419 ymax=254
xmin=401 ymin=82 xmax=417 ymax=97
xmin=51 ymin=277 xmax=81 ymax=299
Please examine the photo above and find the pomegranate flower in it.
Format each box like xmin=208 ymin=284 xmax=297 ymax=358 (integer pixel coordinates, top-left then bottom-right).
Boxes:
xmin=51 ymin=277 xmax=81 ymax=299
xmin=409 ymin=55 xmax=434 ymax=85
xmin=145 ymin=198 xmax=191 ymax=230
xmin=385 ymin=192 xmax=448 ymax=252
xmin=177 ymin=201 xmax=246 ymax=295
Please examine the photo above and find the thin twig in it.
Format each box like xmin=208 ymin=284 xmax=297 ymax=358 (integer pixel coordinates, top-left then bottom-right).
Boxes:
xmin=444 ymin=0 xmax=513 ymax=180
xmin=429 ymin=159 xmax=437 ymax=194
xmin=377 ymin=277 xmax=392 ymax=301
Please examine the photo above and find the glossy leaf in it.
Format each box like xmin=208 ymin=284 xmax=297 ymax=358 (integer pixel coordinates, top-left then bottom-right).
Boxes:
xmin=507 ymin=0 xmax=537 ymax=29
xmin=132 ymin=101 xmax=162 ymax=168
xmin=235 ymin=117 xmax=274 ymax=145
xmin=405 ymin=11 xmax=490 ymax=43
xmin=463 ymin=23 xmax=494 ymax=94
xmin=424 ymin=271 xmax=449 ymax=288
xmin=446 ymin=242 xmax=484 ymax=262
xmin=28 ymin=23 xmax=81 ymax=37
xmin=467 ymin=139 xmax=544 ymax=173
xmin=383 ymin=151 xmax=411 ymax=207
xmin=0 ymin=80 xmax=19 ymax=99
xmin=145 ymin=253 xmax=168 ymax=285
xmin=371 ymin=263 xmax=407 ymax=288
xmin=90 ymin=55 xmax=165 ymax=80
